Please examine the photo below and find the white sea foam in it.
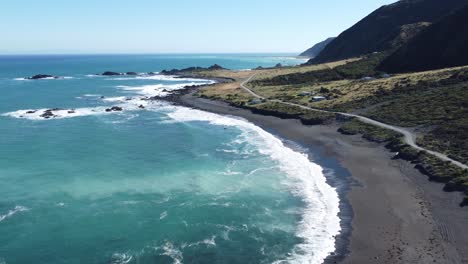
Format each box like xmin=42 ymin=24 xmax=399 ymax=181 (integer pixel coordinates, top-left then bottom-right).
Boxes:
xmin=159 ymin=211 xmax=168 ymax=220
xmin=182 ymin=236 xmax=217 ymax=249
xmin=110 ymin=253 xmax=133 ymax=264
xmin=161 ymin=242 xmax=183 ymax=264
xmin=117 ymin=80 xmax=213 ymax=97
xmin=2 ymin=107 xmax=109 ymax=120
xmin=14 ymin=76 xmax=74 ymax=81
xmin=4 ymin=75 xmax=214 ymax=121
xmin=166 ymin=107 xmax=341 ymax=264
xmin=0 ymin=206 xmax=30 ymax=222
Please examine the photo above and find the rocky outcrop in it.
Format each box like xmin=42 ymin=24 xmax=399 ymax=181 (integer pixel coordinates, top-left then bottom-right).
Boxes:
xmin=126 ymin=72 xmax=138 ymax=76
xmin=40 ymin=108 xmax=61 ymax=119
xmin=105 ymin=106 xmax=123 ymax=112
xmin=161 ymin=64 xmax=226 ymax=75
xmin=27 ymin=74 xmax=58 ymax=80
xmin=100 ymin=71 xmax=122 ymax=76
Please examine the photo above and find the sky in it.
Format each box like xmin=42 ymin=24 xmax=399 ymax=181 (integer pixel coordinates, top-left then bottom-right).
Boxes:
xmin=0 ymin=0 xmax=397 ymax=54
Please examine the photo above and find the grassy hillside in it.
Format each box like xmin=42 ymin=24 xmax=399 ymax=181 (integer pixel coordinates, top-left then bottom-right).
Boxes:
xmin=309 ymin=0 xmax=468 ymax=64
xmin=379 ymin=5 xmax=468 ymax=73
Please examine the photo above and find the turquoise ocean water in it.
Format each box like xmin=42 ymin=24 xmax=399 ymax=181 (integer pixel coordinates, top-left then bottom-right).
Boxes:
xmin=0 ymin=54 xmax=340 ymax=264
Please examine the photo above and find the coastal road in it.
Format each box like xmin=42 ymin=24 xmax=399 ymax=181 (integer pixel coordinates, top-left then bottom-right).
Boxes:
xmin=240 ymin=73 xmax=468 ymax=170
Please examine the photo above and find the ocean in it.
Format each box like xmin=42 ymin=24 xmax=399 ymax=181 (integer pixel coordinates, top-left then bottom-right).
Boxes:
xmin=0 ymin=54 xmax=340 ymax=264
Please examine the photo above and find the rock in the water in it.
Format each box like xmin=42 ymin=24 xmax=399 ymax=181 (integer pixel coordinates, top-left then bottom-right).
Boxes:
xmin=68 ymin=110 xmax=76 ymax=114
xmin=126 ymin=72 xmax=138 ymax=76
xmin=105 ymin=106 xmax=123 ymax=112
xmin=27 ymin=74 xmax=55 ymax=80
xmin=101 ymin=71 xmax=121 ymax=76
xmin=40 ymin=109 xmax=56 ymax=119
xmin=138 ymin=105 xmax=145 ymax=109
xmin=26 ymin=110 xmax=36 ymax=114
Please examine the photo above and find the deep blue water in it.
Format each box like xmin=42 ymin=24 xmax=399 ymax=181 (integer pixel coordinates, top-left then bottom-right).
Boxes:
xmin=0 ymin=54 xmax=339 ymax=264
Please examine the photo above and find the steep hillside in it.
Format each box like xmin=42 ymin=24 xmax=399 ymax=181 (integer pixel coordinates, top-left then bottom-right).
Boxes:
xmin=300 ymin=37 xmax=335 ymax=58
xmin=309 ymin=0 xmax=468 ymax=64
xmin=379 ymin=5 xmax=468 ymax=73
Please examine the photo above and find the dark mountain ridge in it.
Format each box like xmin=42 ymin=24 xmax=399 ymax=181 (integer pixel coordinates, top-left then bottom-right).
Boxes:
xmin=300 ymin=37 xmax=335 ymax=58
xmin=378 ymin=5 xmax=468 ymax=73
xmin=308 ymin=0 xmax=468 ymax=64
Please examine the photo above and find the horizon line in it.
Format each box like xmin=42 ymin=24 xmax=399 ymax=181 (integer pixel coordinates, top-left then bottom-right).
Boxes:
xmin=0 ymin=51 xmax=305 ymax=56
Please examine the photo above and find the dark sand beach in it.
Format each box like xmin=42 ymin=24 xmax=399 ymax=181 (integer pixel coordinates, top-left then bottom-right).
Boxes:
xmin=177 ymin=91 xmax=468 ymax=264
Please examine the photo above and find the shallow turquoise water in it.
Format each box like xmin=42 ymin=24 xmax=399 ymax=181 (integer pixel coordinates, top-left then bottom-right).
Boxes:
xmin=0 ymin=54 xmax=339 ymax=264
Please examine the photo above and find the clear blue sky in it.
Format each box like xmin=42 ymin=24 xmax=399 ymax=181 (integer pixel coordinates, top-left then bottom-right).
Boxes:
xmin=0 ymin=0 xmax=397 ymax=54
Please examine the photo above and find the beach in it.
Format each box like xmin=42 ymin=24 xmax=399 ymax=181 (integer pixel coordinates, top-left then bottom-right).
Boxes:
xmin=177 ymin=91 xmax=468 ymax=264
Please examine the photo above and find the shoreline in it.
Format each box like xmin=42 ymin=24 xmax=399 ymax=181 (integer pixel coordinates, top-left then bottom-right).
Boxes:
xmin=165 ymin=86 xmax=468 ymax=263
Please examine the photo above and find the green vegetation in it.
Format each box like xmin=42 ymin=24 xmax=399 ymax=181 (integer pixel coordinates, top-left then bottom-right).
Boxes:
xmin=247 ymin=102 xmax=336 ymax=125
xmin=252 ymin=53 xmax=388 ymax=87
xmin=338 ymin=119 xmax=468 ymax=200
xmin=193 ymin=51 xmax=468 ymax=204
xmin=338 ymin=118 xmax=401 ymax=143
xmin=362 ymin=71 xmax=468 ymax=164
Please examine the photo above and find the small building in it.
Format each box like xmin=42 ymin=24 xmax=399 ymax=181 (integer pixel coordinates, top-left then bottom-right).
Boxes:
xmin=249 ymin=99 xmax=263 ymax=105
xmin=298 ymin=91 xmax=312 ymax=96
xmin=360 ymin=76 xmax=376 ymax=81
xmin=380 ymin=73 xmax=391 ymax=78
xmin=311 ymin=96 xmax=326 ymax=102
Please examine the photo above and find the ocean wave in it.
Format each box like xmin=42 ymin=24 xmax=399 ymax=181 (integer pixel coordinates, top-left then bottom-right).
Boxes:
xmin=106 ymin=74 xmax=213 ymax=83
xmin=166 ymin=106 xmax=341 ymax=264
xmin=0 ymin=205 xmax=30 ymax=223
xmin=2 ymin=107 xmax=109 ymax=120
xmin=117 ymin=80 xmax=213 ymax=98
xmin=4 ymin=75 xmax=214 ymax=121
xmin=161 ymin=242 xmax=183 ymax=264
xmin=181 ymin=235 xmax=217 ymax=249
xmin=110 ymin=253 xmax=133 ymax=264
xmin=159 ymin=211 xmax=168 ymax=220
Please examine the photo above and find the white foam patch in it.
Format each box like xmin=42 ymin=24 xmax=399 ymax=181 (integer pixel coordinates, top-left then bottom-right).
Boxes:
xmin=159 ymin=211 xmax=168 ymax=220
xmin=166 ymin=107 xmax=341 ymax=264
xmin=0 ymin=206 xmax=30 ymax=222
xmin=103 ymin=96 xmax=128 ymax=102
xmin=2 ymin=107 xmax=109 ymax=120
xmin=3 ymin=77 xmax=214 ymax=121
xmin=110 ymin=253 xmax=133 ymax=264
xmin=14 ymin=77 xmax=74 ymax=81
xmin=182 ymin=236 xmax=217 ymax=249
xmin=161 ymin=242 xmax=183 ymax=264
